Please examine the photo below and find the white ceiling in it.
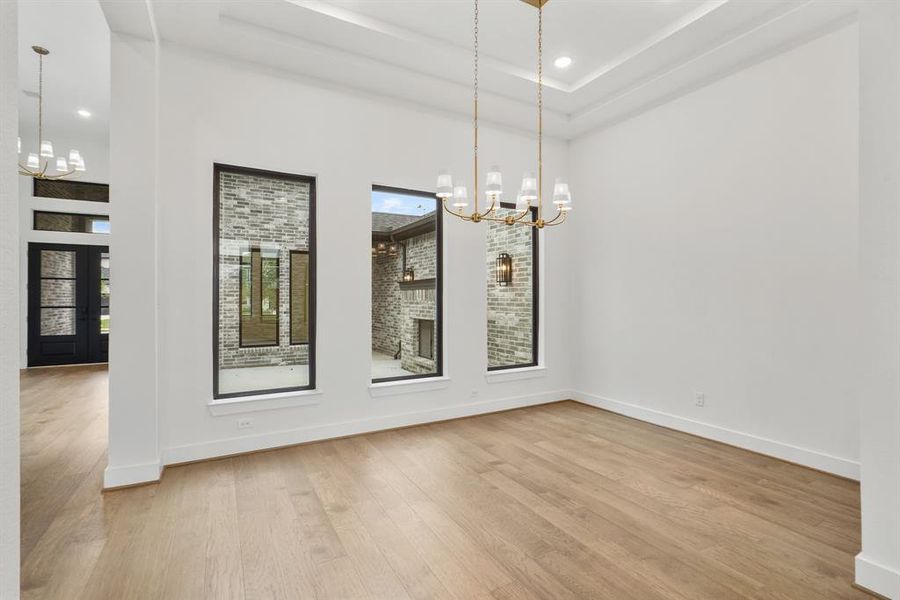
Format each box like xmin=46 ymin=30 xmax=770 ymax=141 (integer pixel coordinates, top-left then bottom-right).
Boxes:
xmin=99 ymin=0 xmax=858 ymax=139
xmin=17 ymin=0 xmax=110 ymax=147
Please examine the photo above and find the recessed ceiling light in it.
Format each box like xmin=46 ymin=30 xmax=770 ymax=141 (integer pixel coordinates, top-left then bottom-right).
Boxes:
xmin=77 ymin=109 xmax=91 ymax=118
xmin=554 ymin=56 xmax=572 ymax=69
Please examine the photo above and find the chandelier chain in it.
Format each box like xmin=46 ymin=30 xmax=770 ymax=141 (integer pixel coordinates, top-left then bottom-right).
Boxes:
xmin=473 ymin=0 xmax=479 ymax=210
xmin=38 ymin=52 xmax=43 ymax=155
xmin=537 ymin=4 xmax=543 ymax=221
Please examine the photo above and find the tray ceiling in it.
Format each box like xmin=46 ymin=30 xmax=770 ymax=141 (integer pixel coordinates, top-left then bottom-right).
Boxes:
xmin=101 ymin=0 xmax=858 ymax=139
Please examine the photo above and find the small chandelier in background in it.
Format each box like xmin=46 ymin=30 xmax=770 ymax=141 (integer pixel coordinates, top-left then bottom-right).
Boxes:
xmin=437 ymin=0 xmax=571 ymax=229
xmin=18 ymin=46 xmax=86 ymax=180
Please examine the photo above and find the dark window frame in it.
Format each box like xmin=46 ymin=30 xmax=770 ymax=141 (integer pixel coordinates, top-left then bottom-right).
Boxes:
xmin=260 ymin=253 xmax=280 ymax=321
xmin=289 ymin=250 xmax=311 ymax=346
xmin=486 ymin=202 xmax=540 ymax=371
xmin=237 ymin=247 xmax=280 ymax=349
xmin=240 ymin=250 xmax=252 ymax=318
xmin=371 ymin=184 xmax=444 ymax=384
xmin=33 ymin=210 xmax=110 ymax=234
xmin=213 ymin=163 xmax=317 ymax=399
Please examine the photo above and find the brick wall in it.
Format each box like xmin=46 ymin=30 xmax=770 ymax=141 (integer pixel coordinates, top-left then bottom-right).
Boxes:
xmin=371 ymin=227 xmax=438 ymax=374
xmin=486 ymin=207 xmax=535 ymax=367
xmin=371 ymin=251 xmax=402 ymax=355
xmin=400 ymin=286 xmax=437 ymax=374
xmin=217 ymin=170 xmax=310 ymax=369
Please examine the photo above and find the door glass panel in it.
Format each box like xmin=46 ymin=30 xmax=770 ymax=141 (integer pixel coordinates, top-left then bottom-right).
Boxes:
xmin=40 ymin=279 xmax=76 ymax=306
xmin=38 ymin=249 xmax=77 ymax=337
xmin=41 ymin=308 xmax=76 ymax=336
xmin=41 ymin=250 xmax=75 ymax=278
xmin=99 ymin=252 xmax=110 ymax=334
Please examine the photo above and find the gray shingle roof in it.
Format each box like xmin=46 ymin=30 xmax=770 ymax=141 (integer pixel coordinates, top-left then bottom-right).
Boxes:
xmin=372 ymin=211 xmax=436 ymax=234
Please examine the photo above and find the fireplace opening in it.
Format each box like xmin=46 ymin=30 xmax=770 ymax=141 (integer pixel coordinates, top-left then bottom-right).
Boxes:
xmin=417 ymin=319 xmax=435 ymax=360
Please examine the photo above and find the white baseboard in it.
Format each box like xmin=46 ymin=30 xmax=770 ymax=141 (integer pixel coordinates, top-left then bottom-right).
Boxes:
xmin=163 ymin=390 xmax=570 ymax=466
xmin=572 ymin=391 xmax=860 ymax=480
xmin=856 ymin=553 xmax=900 ymax=599
xmin=103 ymin=460 xmax=163 ymax=489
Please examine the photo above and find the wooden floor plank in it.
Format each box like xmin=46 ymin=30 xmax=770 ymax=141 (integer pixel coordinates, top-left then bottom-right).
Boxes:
xmin=20 ymin=366 xmax=873 ymax=599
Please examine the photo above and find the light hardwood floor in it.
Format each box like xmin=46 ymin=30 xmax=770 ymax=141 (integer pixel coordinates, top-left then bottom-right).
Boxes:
xmin=21 ymin=365 xmax=871 ymax=599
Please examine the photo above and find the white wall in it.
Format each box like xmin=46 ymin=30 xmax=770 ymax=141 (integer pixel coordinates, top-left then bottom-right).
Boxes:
xmin=857 ymin=2 xmax=900 ymax=597
xmin=105 ymin=33 xmax=161 ymax=488
xmin=17 ymin=134 xmax=109 ymax=368
xmin=106 ymin=40 xmax=573 ymax=483
xmin=569 ymin=24 xmax=861 ymax=478
xmin=0 ymin=0 xmax=19 ymax=596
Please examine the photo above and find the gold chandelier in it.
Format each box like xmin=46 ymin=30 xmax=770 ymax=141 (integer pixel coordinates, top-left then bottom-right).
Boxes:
xmin=436 ymin=0 xmax=571 ymax=229
xmin=18 ymin=46 xmax=86 ymax=180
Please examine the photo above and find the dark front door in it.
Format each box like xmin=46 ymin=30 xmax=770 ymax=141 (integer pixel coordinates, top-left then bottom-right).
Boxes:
xmin=28 ymin=243 xmax=109 ymax=366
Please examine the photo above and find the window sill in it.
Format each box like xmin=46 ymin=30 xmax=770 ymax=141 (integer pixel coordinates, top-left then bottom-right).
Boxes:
xmin=485 ymin=366 xmax=546 ymax=384
xmin=369 ymin=376 xmax=451 ymax=397
xmin=208 ymin=388 xmax=322 ymax=415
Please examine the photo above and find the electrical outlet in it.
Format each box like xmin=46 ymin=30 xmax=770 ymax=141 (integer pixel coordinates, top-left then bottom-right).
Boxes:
xmin=237 ymin=418 xmax=253 ymax=430
xmin=694 ymin=392 xmax=706 ymax=407
xmin=470 ymin=389 xmax=479 ymax=399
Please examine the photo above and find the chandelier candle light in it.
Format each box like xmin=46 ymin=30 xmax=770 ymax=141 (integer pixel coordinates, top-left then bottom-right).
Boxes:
xmin=18 ymin=46 xmax=86 ymax=180
xmin=437 ymin=0 xmax=571 ymax=229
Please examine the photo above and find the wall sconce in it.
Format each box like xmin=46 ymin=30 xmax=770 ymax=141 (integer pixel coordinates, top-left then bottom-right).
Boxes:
xmin=496 ymin=252 xmax=512 ymax=286
xmin=375 ymin=242 xmax=387 ymax=256
xmin=388 ymin=243 xmax=399 ymax=257
xmin=403 ymin=268 xmax=415 ymax=282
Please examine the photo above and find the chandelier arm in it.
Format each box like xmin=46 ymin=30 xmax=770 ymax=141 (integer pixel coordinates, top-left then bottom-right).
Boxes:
xmin=485 ymin=208 xmax=531 ymax=225
xmin=480 ymin=204 xmax=537 ymax=226
xmin=510 ymin=205 xmax=535 ymax=223
xmin=481 ymin=197 xmax=537 ymax=224
xmin=480 ymin=214 xmax=510 ymax=223
xmin=441 ymin=197 xmax=475 ymax=222
xmin=472 ymin=196 xmax=498 ymax=220
xmin=544 ymin=208 xmax=568 ymax=227
xmin=40 ymin=169 xmax=77 ymax=180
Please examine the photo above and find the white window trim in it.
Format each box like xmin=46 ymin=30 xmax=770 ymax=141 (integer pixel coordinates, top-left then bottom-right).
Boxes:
xmin=485 ymin=365 xmax=547 ymax=384
xmin=208 ymin=388 xmax=322 ymax=415
xmin=369 ymin=376 xmax=451 ymax=397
